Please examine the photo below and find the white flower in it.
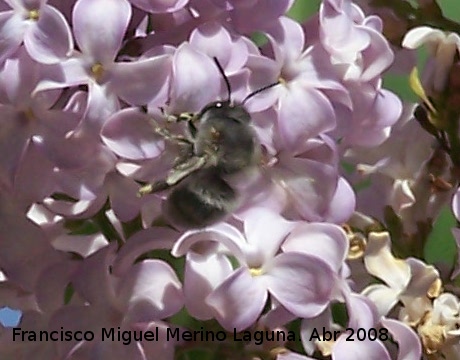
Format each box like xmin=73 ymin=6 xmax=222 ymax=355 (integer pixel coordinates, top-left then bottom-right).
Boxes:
xmin=403 ymin=26 xmax=460 ymax=92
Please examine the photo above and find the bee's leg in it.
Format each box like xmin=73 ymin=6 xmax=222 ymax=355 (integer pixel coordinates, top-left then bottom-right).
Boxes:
xmin=138 ymin=180 xmax=171 ymax=197
xmin=153 ymin=126 xmax=192 ymax=145
xmin=173 ymin=141 xmax=194 ymax=166
xmin=165 ymin=155 xmax=207 ymax=185
xmin=164 ymin=112 xmax=194 ymax=123
xmin=138 ymin=155 xmax=207 ymax=197
xmin=187 ymin=120 xmax=198 ymax=138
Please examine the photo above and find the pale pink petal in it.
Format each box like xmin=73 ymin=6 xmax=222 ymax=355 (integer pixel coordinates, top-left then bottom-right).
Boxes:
xmin=0 ymin=194 xmax=63 ymax=291
xmin=52 ymin=233 xmax=109 ymax=258
xmin=35 ymin=261 xmax=78 ymax=313
xmin=323 ymin=177 xmax=356 ymax=223
xmin=1 ymin=45 xmax=39 ymax=105
xmin=300 ymin=309 xmax=333 ymax=355
xmin=35 ymin=56 xmax=89 ymax=92
xmin=364 ymin=232 xmax=410 ymax=290
xmin=282 ymin=222 xmax=348 ymax=272
xmin=136 ymin=322 xmax=176 ymax=360
xmin=243 ymin=208 xmax=294 ymax=261
xmin=333 ymin=336 xmax=391 ymax=360
xmin=130 ymin=0 xmax=188 ymax=13
xmin=265 ymin=252 xmax=334 ymax=318
xmin=116 ymin=259 xmax=183 ymax=321
xmin=81 ymin=81 xmax=120 ymax=130
xmin=361 ymin=284 xmax=399 ymax=317
xmin=278 ymin=85 xmax=336 ymax=150
xmin=380 ymin=317 xmax=422 ymax=360
xmin=172 ymin=223 xmax=248 ymax=264
xmin=189 ymin=21 xmax=249 ymax=73
xmin=207 ymin=268 xmax=267 ymax=331
xmin=360 ymin=27 xmax=394 ymax=81
xmin=169 ymin=43 xmax=221 ymax=113
xmin=47 ymin=306 xmax=96 ymax=356
xmin=267 ymin=17 xmax=305 ymax=62
xmin=71 ymin=243 xmax=117 ymax=306
xmin=402 ymin=26 xmax=445 ymax=49
xmin=0 ymin=12 xmax=26 ymax=64
xmin=184 ymin=252 xmax=233 ymax=320
xmin=113 ymin=227 xmax=177 ymax=276
xmin=106 ymin=172 xmax=142 ymax=222
xmin=403 ymin=258 xmax=439 ymax=298
xmin=24 ymin=5 xmax=73 ymax=64
xmin=277 ymin=156 xmax=337 ymax=221
xmin=110 ymin=54 xmax=171 ymax=106
xmin=345 ymin=293 xmax=378 ymax=329
xmin=43 ymin=196 xmax=107 ymax=218
xmin=72 ymin=0 xmax=131 ymax=63
xmin=12 ymin=139 xmax=55 ymax=208
xmin=0 ymin=109 xmax=35 ymax=186
xmin=453 ymin=189 xmax=460 ymax=221
xmin=261 ymin=304 xmax=296 ymax=330
xmin=101 ymin=108 xmax=165 ymax=160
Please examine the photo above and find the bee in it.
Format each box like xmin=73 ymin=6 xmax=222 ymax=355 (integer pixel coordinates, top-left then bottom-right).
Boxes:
xmin=140 ymin=58 xmax=278 ymax=229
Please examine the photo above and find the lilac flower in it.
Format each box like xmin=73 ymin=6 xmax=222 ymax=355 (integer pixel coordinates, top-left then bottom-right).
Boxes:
xmin=0 ymin=189 xmax=64 ymax=293
xmin=403 ymin=26 xmax=460 ymax=93
xmin=250 ymin=16 xmax=350 ymax=151
xmin=0 ymin=47 xmax=89 ymax=209
xmin=215 ymin=0 xmax=295 ymax=34
xmin=27 ymin=203 xmax=110 ymax=257
xmin=0 ymin=0 xmax=72 ymax=64
xmin=319 ymin=0 xmax=394 ymax=82
xmin=173 ymin=209 xmax=346 ymax=331
xmin=54 ymin=244 xmax=182 ymax=359
xmin=35 ymin=0 xmax=172 ymax=127
xmin=300 ymin=293 xmax=422 ymax=359
xmin=415 ymin=292 xmax=460 ymax=357
xmin=345 ymin=104 xmax=451 ymax=234
xmin=318 ymin=0 xmax=402 ymax=148
xmin=241 ymin=134 xmax=355 ymax=223
xmin=0 ymin=0 xmax=426 ymax=358
xmin=345 ymin=103 xmax=435 ymax=229
xmin=362 ymin=232 xmax=440 ymax=321
xmin=129 ymin=0 xmax=189 ymax=13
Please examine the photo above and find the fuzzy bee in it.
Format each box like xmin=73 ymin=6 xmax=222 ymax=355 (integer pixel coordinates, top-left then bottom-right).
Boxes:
xmin=140 ymin=58 xmax=278 ymax=229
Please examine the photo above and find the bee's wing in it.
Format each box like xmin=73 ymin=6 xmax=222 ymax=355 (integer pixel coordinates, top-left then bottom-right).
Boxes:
xmin=166 ymin=155 xmax=207 ymax=186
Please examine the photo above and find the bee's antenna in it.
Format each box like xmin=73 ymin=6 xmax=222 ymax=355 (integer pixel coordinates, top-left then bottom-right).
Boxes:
xmin=213 ymin=57 xmax=232 ymax=102
xmin=242 ymin=82 xmax=279 ymax=106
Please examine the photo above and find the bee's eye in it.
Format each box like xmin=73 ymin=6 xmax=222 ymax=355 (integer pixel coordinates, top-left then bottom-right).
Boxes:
xmin=215 ymin=102 xmax=222 ymax=108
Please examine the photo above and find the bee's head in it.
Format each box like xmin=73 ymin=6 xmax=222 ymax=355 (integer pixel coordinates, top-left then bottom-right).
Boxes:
xmin=212 ymin=57 xmax=278 ymax=119
xmin=199 ymin=100 xmax=251 ymax=123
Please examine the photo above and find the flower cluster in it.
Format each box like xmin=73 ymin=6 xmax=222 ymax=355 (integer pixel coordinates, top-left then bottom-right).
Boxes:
xmin=1 ymin=0 xmax=460 ymax=359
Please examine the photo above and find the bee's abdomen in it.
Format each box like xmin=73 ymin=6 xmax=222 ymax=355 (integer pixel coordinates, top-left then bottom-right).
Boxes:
xmin=163 ymin=170 xmax=237 ymax=229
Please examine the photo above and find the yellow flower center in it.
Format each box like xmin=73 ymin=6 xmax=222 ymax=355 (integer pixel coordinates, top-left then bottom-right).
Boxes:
xmin=91 ymin=63 xmax=105 ymax=82
xmin=278 ymin=77 xmax=287 ymax=85
xmin=23 ymin=108 xmax=35 ymax=121
xmin=250 ymin=267 xmax=264 ymax=277
xmin=28 ymin=9 xmax=39 ymax=21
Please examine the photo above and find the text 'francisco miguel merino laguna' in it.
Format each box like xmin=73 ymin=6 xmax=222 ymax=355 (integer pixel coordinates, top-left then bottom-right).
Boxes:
xmin=13 ymin=327 xmax=297 ymax=345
